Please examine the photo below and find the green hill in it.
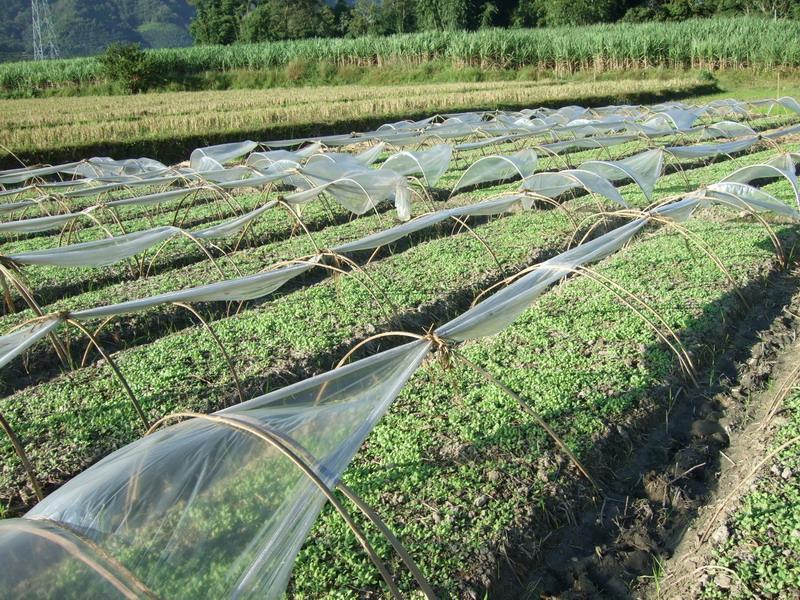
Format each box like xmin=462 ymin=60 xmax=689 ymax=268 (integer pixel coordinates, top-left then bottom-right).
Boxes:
xmin=0 ymin=0 xmax=194 ymax=62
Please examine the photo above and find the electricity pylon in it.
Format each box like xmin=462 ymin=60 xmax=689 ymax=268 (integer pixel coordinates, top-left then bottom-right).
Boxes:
xmin=32 ymin=0 xmax=60 ymax=61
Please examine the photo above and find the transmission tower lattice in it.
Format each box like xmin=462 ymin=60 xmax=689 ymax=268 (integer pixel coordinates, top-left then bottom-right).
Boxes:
xmin=32 ymin=0 xmax=60 ymax=61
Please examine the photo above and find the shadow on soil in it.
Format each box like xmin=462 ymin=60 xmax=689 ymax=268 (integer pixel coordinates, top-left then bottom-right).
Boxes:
xmin=485 ymin=231 xmax=800 ymax=599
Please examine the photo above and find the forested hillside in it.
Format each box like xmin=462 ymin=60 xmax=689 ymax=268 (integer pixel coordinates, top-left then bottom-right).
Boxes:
xmin=3 ymin=0 xmax=799 ymax=62
xmin=192 ymin=0 xmax=800 ymax=44
xmin=0 ymin=0 xmax=194 ymax=61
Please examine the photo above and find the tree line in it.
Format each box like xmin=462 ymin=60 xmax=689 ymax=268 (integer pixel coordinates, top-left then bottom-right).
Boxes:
xmin=189 ymin=0 xmax=800 ymax=44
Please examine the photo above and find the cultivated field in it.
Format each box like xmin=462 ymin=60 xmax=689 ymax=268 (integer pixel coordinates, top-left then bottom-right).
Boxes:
xmin=1 ymin=84 xmax=800 ymax=599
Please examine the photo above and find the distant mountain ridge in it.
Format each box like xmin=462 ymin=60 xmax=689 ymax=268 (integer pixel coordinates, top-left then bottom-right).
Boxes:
xmin=0 ymin=0 xmax=195 ymax=62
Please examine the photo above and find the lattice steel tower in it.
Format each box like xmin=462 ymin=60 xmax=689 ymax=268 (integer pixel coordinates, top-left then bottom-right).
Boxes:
xmin=31 ymin=0 xmax=60 ymax=61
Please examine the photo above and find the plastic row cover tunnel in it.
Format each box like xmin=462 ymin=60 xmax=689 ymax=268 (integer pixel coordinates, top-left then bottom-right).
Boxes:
xmin=0 ymin=340 xmax=431 ymax=599
xmin=2 ymin=96 xmax=795 ymax=193
xmin=2 ymin=142 xmax=797 ymax=371
xmin=3 ymin=120 xmax=800 ymax=270
xmin=3 ymin=176 xmax=799 ymax=597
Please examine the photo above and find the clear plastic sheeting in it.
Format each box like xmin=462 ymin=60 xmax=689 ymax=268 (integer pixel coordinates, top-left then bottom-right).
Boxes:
xmin=0 ymin=185 xmax=35 ymax=198
xmin=540 ymin=134 xmax=640 ymax=155
xmin=293 ymin=142 xmax=326 ymax=159
xmin=245 ymin=151 xmax=302 ymax=170
xmin=762 ymin=123 xmax=800 ymax=140
xmin=557 ymin=119 xmax=629 ymax=139
xmin=779 ymin=96 xmax=800 ymax=114
xmin=521 ymin=169 xmax=628 ymax=207
xmin=332 ymin=194 xmax=526 ymax=254
xmin=0 ymin=189 xmax=199 ymax=234
xmin=0 ymin=209 xmax=96 ymax=235
xmin=650 ymin=107 xmax=702 ymax=131
xmin=2 ymin=196 xmax=283 ymax=267
xmin=328 ymin=142 xmax=386 ymax=166
xmin=702 ymin=182 xmax=800 ymax=219
xmin=243 ymin=143 xmax=322 ymax=171
xmin=304 ymin=144 xmax=386 ymax=170
xmin=104 ymin=187 xmax=197 ymax=210
xmin=60 ymin=157 xmax=168 ymax=180
xmin=579 ymin=149 xmax=664 ymax=201
xmin=0 ymin=162 xmax=83 ymax=185
xmin=191 ymin=160 xmax=255 ymax=183
xmin=719 ymin=156 xmax=800 ymax=206
xmin=74 ymin=261 xmax=318 ymax=319
xmin=449 ymin=193 xmax=534 ymax=217
xmin=0 ymin=518 xmax=148 ymax=599
xmin=193 ymin=201 xmax=279 ymax=240
xmin=222 ymin=161 xmax=300 ymax=190
xmin=380 ymin=145 xmax=453 ymax=187
xmin=665 ymin=136 xmax=759 ymax=160
xmin=651 ymin=196 xmax=702 ymax=223
xmin=436 ymin=218 xmax=648 ymax=341
xmin=0 ymin=261 xmax=319 ymax=370
xmin=451 ymin=150 xmax=538 ymax=193
xmin=701 ymin=99 xmax=751 ymax=118
xmin=697 ymin=121 xmax=757 ymax=140
xmin=0 ymin=199 xmax=38 ymax=216
xmin=625 ymin=118 xmax=678 ymax=137
xmin=352 ymin=142 xmax=387 ymax=165
xmin=6 ymin=226 xmax=179 ymax=267
xmin=454 ymin=134 xmax=517 ymax=152
xmin=26 ymin=340 xmax=431 ymax=599
xmin=52 ymin=175 xmax=188 ymax=199
xmin=332 ymin=211 xmax=452 ymax=254
xmin=189 ymin=141 xmax=259 ymax=171
xmin=39 ymin=179 xmax=99 ymax=191
xmin=753 ymin=96 xmax=800 ymax=116
xmin=0 ymin=318 xmax=61 ymax=369
xmin=286 ymin=168 xmax=412 ymax=221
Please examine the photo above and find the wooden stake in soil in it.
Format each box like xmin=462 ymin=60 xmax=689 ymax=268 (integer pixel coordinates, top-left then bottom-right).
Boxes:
xmin=451 ymin=349 xmax=603 ymax=493
xmin=0 ymin=410 xmax=44 ymax=501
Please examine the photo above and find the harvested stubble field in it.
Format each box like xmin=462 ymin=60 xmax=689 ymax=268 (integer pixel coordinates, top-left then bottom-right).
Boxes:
xmin=2 ymin=91 xmax=800 ymax=599
xmin=0 ymin=76 xmax=713 ymax=168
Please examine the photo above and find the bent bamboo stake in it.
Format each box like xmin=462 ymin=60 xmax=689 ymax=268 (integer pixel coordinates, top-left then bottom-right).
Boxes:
xmin=0 ymin=411 xmax=44 ymax=501
xmin=66 ymin=319 xmax=149 ymax=431
xmin=451 ymin=348 xmax=603 ymax=494
xmin=334 ymin=330 xmax=603 ymax=493
xmin=147 ymin=412 xmax=410 ymax=600
xmin=5 ymin=519 xmax=152 ymax=599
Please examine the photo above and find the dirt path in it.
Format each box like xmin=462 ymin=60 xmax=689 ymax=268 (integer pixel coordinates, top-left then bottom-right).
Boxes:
xmin=647 ymin=301 xmax=800 ymax=599
xmin=499 ymin=265 xmax=800 ymax=599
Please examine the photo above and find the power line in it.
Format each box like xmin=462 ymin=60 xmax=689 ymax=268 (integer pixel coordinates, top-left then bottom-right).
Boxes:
xmin=32 ymin=0 xmax=60 ymax=61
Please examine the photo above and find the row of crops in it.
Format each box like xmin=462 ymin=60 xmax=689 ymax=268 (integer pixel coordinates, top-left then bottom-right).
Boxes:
xmin=0 ymin=97 xmax=799 ymax=597
xmin=1 ymin=17 xmax=798 ymax=94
